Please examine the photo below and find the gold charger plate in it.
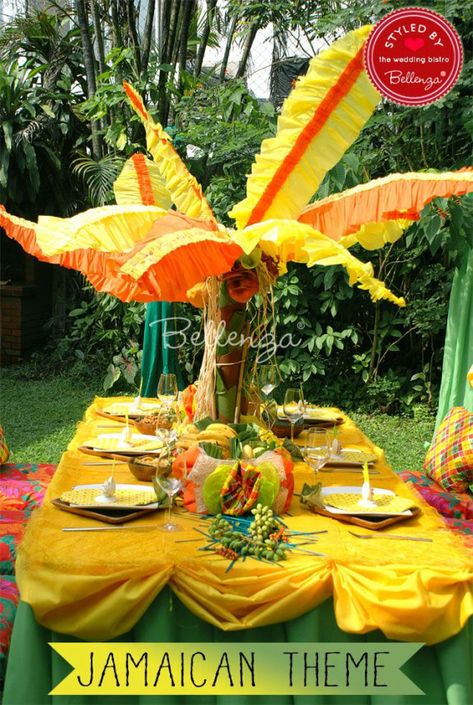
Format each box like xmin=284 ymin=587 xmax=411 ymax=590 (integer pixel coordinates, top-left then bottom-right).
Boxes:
xmin=52 ymin=499 xmax=158 ymax=524
xmin=307 ymin=503 xmax=421 ymax=530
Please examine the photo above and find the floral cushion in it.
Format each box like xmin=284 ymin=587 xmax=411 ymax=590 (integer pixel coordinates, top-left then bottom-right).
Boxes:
xmin=399 ymin=470 xmax=473 ymax=519
xmin=424 ymin=407 xmax=473 ymax=493
xmin=0 ymin=463 xmax=55 ymax=510
xmin=0 ymin=526 xmax=24 ymax=576
xmin=0 ymin=575 xmax=19 ymax=681
xmin=0 ymin=464 xmax=56 ymax=575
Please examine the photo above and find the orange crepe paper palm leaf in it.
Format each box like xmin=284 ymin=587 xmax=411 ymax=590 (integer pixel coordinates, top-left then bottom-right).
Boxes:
xmin=0 ymin=206 xmax=242 ymax=302
xmin=298 ymin=170 xmax=473 ymax=249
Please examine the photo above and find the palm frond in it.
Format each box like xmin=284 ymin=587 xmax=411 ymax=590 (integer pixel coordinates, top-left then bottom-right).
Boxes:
xmin=72 ymin=153 xmax=125 ymax=207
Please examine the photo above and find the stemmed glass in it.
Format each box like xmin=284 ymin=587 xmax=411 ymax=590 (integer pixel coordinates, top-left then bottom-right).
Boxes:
xmin=259 ymin=365 xmax=278 ymax=397
xmin=259 ymin=364 xmax=278 ymax=426
xmin=154 ymin=452 xmax=186 ymax=532
xmin=283 ymin=388 xmax=306 ymax=442
xmin=303 ymin=428 xmax=330 ymax=474
xmin=157 ymin=373 xmax=178 ymax=408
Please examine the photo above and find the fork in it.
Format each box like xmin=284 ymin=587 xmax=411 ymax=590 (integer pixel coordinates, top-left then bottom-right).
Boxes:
xmin=348 ymin=530 xmax=432 ymax=542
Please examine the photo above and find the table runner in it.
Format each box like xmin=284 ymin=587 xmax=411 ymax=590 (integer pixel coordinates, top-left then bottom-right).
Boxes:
xmin=15 ymin=398 xmax=473 ymax=643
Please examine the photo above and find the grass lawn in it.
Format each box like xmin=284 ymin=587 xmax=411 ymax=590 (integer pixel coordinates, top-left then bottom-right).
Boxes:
xmin=1 ymin=366 xmax=101 ymax=464
xmin=1 ymin=365 xmax=435 ymax=469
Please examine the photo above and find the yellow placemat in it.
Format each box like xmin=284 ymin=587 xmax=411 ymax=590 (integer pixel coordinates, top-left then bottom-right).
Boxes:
xmin=103 ymin=401 xmax=162 ymax=416
xmin=83 ymin=434 xmax=163 ymax=452
xmin=324 ymin=493 xmax=415 ymax=514
xmin=61 ymin=487 xmax=156 ymax=507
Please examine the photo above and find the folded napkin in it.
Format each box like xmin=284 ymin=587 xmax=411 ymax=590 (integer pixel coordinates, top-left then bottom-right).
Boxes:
xmin=220 ymin=462 xmax=262 ymax=516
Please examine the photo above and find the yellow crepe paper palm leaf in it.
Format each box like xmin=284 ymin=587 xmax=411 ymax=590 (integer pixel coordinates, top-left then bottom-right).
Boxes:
xmin=113 ymin=153 xmax=172 ymax=209
xmin=123 ymin=82 xmax=216 ymax=223
xmin=35 ymin=205 xmax=169 ymax=255
xmin=229 ymin=26 xmax=380 ymax=229
xmin=232 ymin=220 xmax=405 ymax=307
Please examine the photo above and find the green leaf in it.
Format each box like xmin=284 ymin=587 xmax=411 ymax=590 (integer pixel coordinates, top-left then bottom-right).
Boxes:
xmin=41 ymin=104 xmax=55 ymax=118
xmin=22 ymin=141 xmax=39 ymax=196
xmin=103 ymin=365 xmax=121 ymax=391
xmin=116 ymin=132 xmax=127 ymax=150
xmin=2 ymin=122 xmax=13 ymax=151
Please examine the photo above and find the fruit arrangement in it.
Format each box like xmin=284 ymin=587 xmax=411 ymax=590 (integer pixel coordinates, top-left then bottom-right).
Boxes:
xmin=175 ymin=420 xmax=278 ymax=460
xmin=206 ymin=506 xmax=288 ymax=565
xmin=199 ymin=506 xmax=324 ymax=569
xmin=176 ymin=422 xmax=237 ymax=457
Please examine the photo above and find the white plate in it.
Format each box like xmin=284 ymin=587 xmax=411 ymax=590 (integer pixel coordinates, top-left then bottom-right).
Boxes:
xmin=69 ymin=483 xmax=159 ymax=510
xmin=321 ymin=486 xmax=414 ymax=518
xmin=102 ymin=401 xmax=163 ymax=418
xmin=82 ymin=433 xmax=164 ymax=455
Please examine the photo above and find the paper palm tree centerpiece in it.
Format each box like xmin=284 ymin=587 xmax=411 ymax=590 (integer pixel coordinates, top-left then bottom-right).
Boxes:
xmin=1 ymin=26 xmax=472 ymax=421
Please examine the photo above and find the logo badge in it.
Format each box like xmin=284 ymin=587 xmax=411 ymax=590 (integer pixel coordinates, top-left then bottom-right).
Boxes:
xmin=364 ymin=8 xmax=463 ymax=106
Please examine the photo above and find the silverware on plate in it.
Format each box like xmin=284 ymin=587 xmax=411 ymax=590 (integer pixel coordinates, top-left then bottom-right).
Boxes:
xmin=348 ymin=530 xmax=431 ymax=542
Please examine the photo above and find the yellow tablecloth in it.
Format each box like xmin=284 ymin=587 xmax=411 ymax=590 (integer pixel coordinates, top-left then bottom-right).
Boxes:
xmin=16 ymin=397 xmax=473 ymax=644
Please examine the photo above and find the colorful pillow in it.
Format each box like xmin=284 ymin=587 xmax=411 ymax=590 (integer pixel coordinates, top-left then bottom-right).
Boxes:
xmin=0 ymin=427 xmax=9 ymax=466
xmin=424 ymin=407 xmax=473 ymax=493
xmin=0 ymin=464 xmax=56 ymax=517
xmin=400 ymin=470 xmax=473 ymax=519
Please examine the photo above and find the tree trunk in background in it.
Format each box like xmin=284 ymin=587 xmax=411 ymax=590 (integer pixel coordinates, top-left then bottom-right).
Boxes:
xmin=91 ymin=0 xmax=106 ymax=76
xmin=74 ymin=0 xmax=102 ymax=159
xmin=142 ymin=0 xmax=156 ymax=73
xmin=219 ymin=14 xmax=237 ymax=82
xmin=159 ymin=0 xmax=181 ymax=124
xmin=126 ymin=0 xmax=142 ymax=73
xmin=178 ymin=0 xmax=194 ymax=90
xmin=159 ymin=0 xmax=171 ymax=60
xmin=111 ymin=0 xmax=124 ymax=50
xmin=195 ymin=0 xmax=217 ymax=77
xmin=236 ymin=22 xmax=259 ymax=78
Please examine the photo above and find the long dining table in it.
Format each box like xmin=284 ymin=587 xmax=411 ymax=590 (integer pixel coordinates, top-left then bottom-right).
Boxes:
xmin=3 ymin=397 xmax=473 ymax=705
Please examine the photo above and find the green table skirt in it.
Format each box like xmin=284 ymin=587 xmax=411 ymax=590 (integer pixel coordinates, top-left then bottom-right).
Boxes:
xmin=3 ymin=591 xmax=472 ymax=705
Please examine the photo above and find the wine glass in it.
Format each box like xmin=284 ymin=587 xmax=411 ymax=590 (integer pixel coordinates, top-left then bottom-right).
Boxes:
xmin=259 ymin=365 xmax=278 ymax=398
xmin=154 ymin=453 xmax=186 ymax=532
xmin=283 ymin=388 xmax=306 ymax=442
xmin=303 ymin=428 xmax=330 ymax=474
xmin=157 ymin=373 xmax=178 ymax=408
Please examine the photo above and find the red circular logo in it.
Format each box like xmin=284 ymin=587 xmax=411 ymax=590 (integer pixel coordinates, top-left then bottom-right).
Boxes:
xmin=364 ymin=7 xmax=463 ymax=106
